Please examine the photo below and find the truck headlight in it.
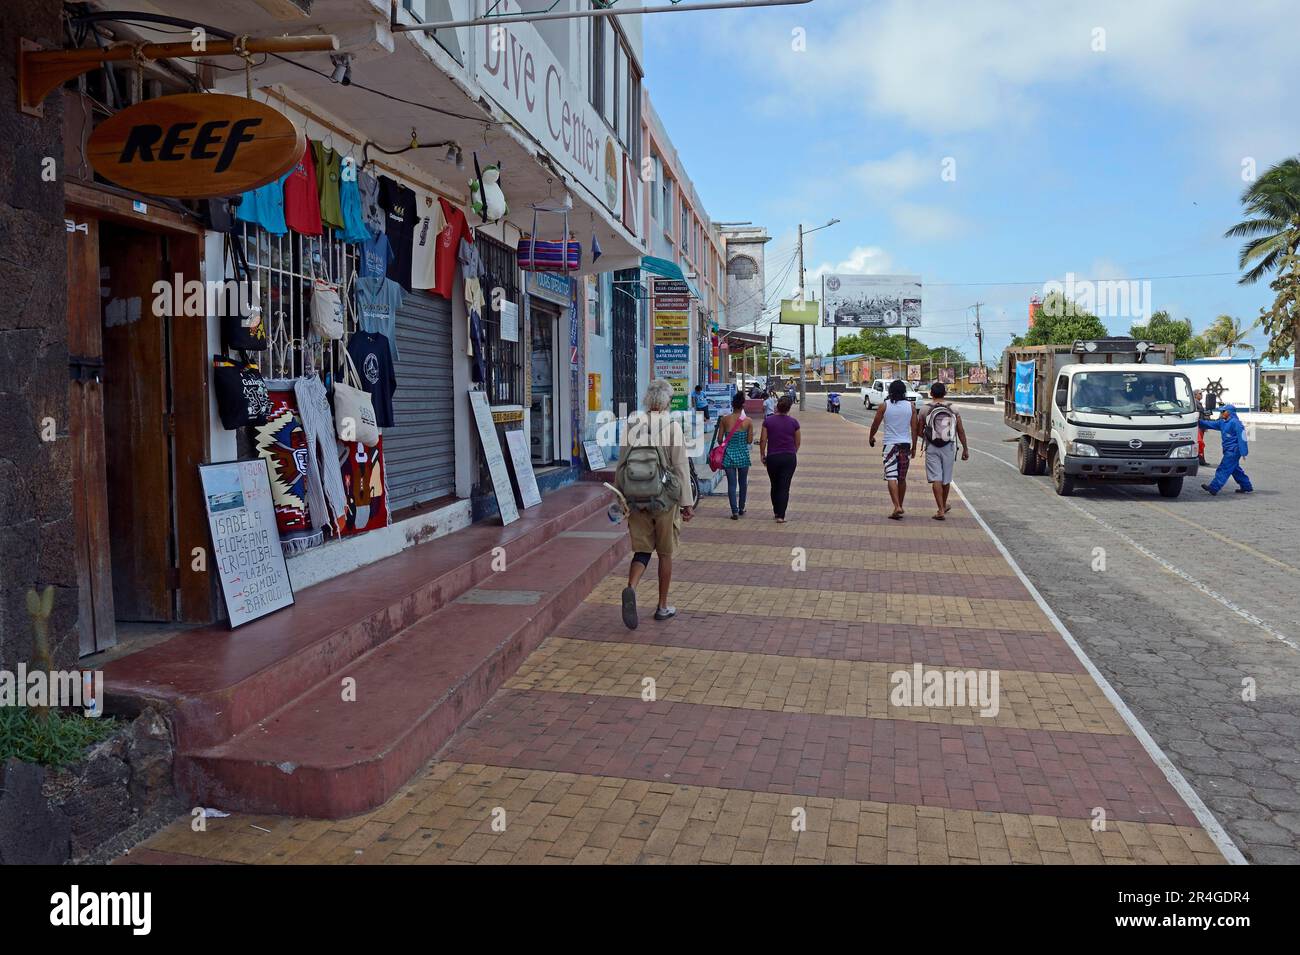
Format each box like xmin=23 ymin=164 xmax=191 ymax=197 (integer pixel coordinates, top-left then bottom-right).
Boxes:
xmin=1170 ymin=443 xmax=1197 ymax=458
xmin=1068 ymin=440 xmax=1099 ymax=457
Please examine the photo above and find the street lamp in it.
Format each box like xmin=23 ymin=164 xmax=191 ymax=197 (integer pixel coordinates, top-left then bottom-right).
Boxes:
xmin=797 ymin=218 xmax=840 ymax=411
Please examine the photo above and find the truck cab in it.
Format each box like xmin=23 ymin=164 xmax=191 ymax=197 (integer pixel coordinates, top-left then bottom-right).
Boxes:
xmin=862 ymin=378 xmax=920 ymax=408
xmin=1006 ymin=340 xmax=1200 ymax=497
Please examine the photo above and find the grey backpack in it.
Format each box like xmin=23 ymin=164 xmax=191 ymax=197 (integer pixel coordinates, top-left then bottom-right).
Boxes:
xmin=617 ymin=444 xmax=682 ymax=513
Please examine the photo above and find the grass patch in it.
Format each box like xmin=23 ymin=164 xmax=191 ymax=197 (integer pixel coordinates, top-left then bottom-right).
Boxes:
xmin=0 ymin=707 xmax=118 ymax=768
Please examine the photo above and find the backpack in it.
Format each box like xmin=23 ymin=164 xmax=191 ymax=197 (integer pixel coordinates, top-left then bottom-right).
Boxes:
xmin=924 ymin=403 xmax=957 ymax=447
xmin=616 ymin=444 xmax=682 ymax=513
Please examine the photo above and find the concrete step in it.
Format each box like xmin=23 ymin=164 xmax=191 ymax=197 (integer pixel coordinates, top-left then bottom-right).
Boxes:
xmin=104 ymin=484 xmax=612 ymax=751
xmin=177 ymin=510 xmax=627 ymax=818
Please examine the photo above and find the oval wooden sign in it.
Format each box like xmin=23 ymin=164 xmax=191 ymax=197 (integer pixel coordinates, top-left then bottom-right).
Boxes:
xmin=87 ymin=93 xmax=305 ymax=199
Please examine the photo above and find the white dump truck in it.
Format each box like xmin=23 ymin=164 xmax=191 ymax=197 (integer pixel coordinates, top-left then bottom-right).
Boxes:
xmin=1004 ymin=338 xmax=1200 ymax=497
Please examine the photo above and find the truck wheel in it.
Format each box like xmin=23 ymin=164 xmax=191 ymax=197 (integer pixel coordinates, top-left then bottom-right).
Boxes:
xmin=1016 ymin=437 xmax=1038 ymax=475
xmin=1052 ymin=454 xmax=1075 ymax=496
xmin=1157 ymin=477 xmax=1183 ymax=498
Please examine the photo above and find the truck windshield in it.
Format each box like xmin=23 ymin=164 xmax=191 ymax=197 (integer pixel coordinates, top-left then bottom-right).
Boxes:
xmin=1071 ymin=371 xmax=1194 ymax=416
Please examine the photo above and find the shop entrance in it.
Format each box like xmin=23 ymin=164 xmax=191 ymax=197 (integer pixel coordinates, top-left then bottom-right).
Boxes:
xmin=529 ymin=299 xmax=561 ymax=465
xmin=65 ymin=204 xmax=211 ymax=655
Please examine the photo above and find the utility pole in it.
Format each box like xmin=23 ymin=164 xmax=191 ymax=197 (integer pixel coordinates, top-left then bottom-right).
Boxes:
xmin=797 ymin=222 xmax=806 ymax=411
xmin=973 ymin=302 xmax=985 ymax=392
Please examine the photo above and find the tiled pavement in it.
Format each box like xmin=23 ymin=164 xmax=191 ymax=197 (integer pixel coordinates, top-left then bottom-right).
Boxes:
xmin=129 ymin=414 xmax=1231 ymax=864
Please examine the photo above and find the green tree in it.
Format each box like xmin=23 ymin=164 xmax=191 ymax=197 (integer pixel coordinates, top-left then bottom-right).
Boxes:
xmin=1129 ymin=311 xmax=1211 ymax=360
xmin=1225 ymin=156 xmax=1300 ymax=404
xmin=1010 ymin=292 xmax=1108 ymax=346
xmin=1202 ymin=314 xmax=1259 ymax=356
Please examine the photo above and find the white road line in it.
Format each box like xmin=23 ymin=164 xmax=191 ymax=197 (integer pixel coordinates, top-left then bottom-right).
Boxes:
xmin=952 ymin=481 xmax=1249 ymax=865
xmin=839 ymin=414 xmax=1248 ymax=863
xmin=967 ymin=446 xmax=1298 ymax=652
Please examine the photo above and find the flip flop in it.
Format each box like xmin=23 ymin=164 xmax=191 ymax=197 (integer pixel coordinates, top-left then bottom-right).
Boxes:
xmin=888 ymin=512 xmax=903 ymax=520
xmin=932 ymin=513 xmax=945 ymax=521
xmin=621 ymin=586 xmax=638 ymax=630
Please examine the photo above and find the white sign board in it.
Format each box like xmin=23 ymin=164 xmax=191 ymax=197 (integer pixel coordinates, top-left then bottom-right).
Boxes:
xmin=505 ymin=429 xmax=542 ymax=508
xmin=469 ymin=390 xmax=520 ymax=525
xmin=500 ymin=300 xmax=519 ymax=343
xmin=200 ymin=460 xmax=295 ymax=628
xmin=473 ymin=0 xmax=622 ymax=217
xmin=582 ymin=440 xmax=606 ymax=471
xmin=822 ymin=274 xmax=922 ymax=328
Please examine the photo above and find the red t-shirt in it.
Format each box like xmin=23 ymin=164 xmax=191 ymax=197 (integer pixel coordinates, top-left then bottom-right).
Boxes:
xmin=434 ymin=197 xmax=472 ymax=299
xmin=284 ymin=140 xmax=323 ymax=236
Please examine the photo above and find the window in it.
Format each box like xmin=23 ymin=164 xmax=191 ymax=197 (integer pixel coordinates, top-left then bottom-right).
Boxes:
xmin=476 ymin=233 xmax=523 ymax=406
xmin=681 ymin=203 xmax=689 ymax=255
xmin=590 ymin=18 xmax=606 ymax=114
xmin=649 ymin=154 xmax=661 ymax=222
xmin=662 ymin=177 xmax=672 ymax=236
xmin=613 ymin=42 xmax=625 ymax=145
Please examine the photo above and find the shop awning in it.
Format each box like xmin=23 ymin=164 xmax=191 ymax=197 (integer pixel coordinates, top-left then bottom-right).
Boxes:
xmin=641 ymin=256 xmax=703 ymax=300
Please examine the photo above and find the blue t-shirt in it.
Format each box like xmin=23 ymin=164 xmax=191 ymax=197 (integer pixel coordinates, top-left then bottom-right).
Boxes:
xmin=354 ymin=275 xmax=404 ymax=364
xmin=339 ymin=173 xmax=372 ymax=245
xmin=235 ymin=172 xmax=289 ymax=235
xmin=360 ymin=234 xmax=394 ymax=279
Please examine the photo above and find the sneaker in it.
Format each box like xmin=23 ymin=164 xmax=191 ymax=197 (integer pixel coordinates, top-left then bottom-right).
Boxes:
xmin=1201 ymin=483 xmax=1218 ymax=495
xmin=653 ymin=606 xmax=677 ymax=621
xmin=1234 ymin=487 xmax=1253 ymax=494
xmin=1198 ymin=456 xmax=1208 ymax=466
xmin=621 ymin=586 xmax=638 ymax=630
xmin=730 ymin=513 xmax=739 ymax=520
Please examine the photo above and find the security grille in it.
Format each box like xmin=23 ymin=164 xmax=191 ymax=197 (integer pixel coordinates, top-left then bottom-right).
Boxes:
xmin=1095 ymin=440 xmax=1178 ymax=458
xmin=476 ymin=233 xmax=523 ymax=406
xmin=612 ymin=268 xmax=639 ymax=415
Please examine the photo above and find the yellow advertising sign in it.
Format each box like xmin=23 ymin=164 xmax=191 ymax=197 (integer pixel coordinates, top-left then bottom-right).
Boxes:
xmin=655 ymin=327 xmax=689 ymax=345
xmin=779 ymin=298 xmax=820 ymax=325
xmin=587 ymin=373 xmax=601 ymax=411
xmin=654 ymin=311 xmax=688 ymax=328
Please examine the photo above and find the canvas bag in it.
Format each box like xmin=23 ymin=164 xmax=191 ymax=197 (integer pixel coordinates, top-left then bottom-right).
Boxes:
xmin=310 ymin=258 xmax=344 ymax=341
xmin=924 ymin=403 xmax=957 ymax=447
xmin=517 ymin=207 xmax=582 ymax=272
xmin=332 ymin=349 xmax=380 ymax=448
xmin=219 ymin=235 xmax=267 ymax=352
xmin=212 ymin=354 xmax=272 ymax=429
xmin=616 ymin=444 xmax=681 ymax=513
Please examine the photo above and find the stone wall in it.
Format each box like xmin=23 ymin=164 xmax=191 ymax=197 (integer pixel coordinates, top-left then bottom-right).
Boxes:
xmin=0 ymin=1 xmax=76 ymax=671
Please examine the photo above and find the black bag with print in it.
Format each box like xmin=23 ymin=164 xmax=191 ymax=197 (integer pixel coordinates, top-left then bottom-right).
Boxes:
xmin=220 ymin=235 xmax=268 ymax=352
xmin=212 ymin=355 xmax=272 ymax=429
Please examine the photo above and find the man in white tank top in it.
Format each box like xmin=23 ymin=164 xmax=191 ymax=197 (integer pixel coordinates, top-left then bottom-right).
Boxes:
xmin=868 ymin=379 xmax=917 ymax=519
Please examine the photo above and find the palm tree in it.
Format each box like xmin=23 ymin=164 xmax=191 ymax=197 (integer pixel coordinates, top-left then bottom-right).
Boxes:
xmin=1204 ymin=314 xmax=1258 ymax=356
xmin=1225 ymin=156 xmax=1300 ymax=408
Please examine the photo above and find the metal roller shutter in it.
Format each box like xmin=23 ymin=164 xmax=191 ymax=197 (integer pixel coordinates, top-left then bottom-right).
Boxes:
xmin=384 ymin=289 xmax=455 ymax=511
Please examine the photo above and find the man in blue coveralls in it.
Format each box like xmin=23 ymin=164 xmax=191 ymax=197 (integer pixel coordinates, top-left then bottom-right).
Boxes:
xmin=1200 ymin=404 xmax=1253 ymax=495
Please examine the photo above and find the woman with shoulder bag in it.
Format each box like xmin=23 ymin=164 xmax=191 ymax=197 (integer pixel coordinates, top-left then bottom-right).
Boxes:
xmin=710 ymin=392 xmax=754 ymax=519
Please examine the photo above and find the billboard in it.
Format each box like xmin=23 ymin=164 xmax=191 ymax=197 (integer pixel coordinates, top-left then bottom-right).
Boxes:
xmin=779 ymin=298 xmax=820 ymax=325
xmin=1014 ymin=361 xmax=1036 ymax=415
xmin=822 ymin=274 xmax=922 ymax=328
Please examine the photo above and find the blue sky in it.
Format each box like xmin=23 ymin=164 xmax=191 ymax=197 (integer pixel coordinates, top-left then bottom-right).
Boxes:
xmin=643 ymin=0 xmax=1300 ymax=363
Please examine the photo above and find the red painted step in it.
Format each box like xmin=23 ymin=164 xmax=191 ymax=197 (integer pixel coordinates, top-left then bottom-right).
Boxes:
xmin=177 ymin=509 xmax=627 ymax=818
xmin=104 ymin=484 xmax=612 ymax=752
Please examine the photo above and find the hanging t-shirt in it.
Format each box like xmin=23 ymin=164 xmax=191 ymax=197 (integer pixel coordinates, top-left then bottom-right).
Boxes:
xmin=360 ymin=234 xmax=394 ymax=280
xmin=378 ymin=176 xmax=416 ymax=292
xmin=338 ymin=167 xmax=372 ymax=244
xmin=354 ymin=275 xmax=404 ymax=364
xmin=284 ymin=141 xmax=323 ymax=236
xmin=358 ymin=169 xmax=385 ymax=237
xmin=410 ymin=194 xmax=447 ymax=290
xmin=312 ymin=142 xmax=345 ymax=232
xmin=346 ymin=331 xmax=397 ymax=429
xmin=234 ymin=171 xmax=289 ymax=235
xmin=434 ymin=197 xmax=473 ymax=299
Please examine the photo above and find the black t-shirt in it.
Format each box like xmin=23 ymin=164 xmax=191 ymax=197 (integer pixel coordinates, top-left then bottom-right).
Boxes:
xmin=346 ymin=331 xmax=397 ymax=428
xmin=377 ymin=176 xmax=416 ymax=292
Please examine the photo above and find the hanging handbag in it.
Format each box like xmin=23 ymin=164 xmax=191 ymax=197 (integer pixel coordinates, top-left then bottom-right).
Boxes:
xmin=516 ymin=207 xmax=582 ymax=272
xmin=332 ymin=349 xmax=380 ymax=448
xmin=220 ymin=235 xmax=267 ymax=352
xmin=708 ymin=417 xmax=745 ymax=472
xmin=309 ymin=256 xmax=344 ymax=341
xmin=212 ymin=354 xmax=273 ymax=429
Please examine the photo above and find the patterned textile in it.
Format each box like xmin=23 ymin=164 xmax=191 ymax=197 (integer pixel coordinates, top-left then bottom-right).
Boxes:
xmin=883 ymin=442 xmax=911 ymax=482
xmin=339 ymin=435 xmax=389 ymax=536
xmin=251 ymin=386 xmax=323 ymax=554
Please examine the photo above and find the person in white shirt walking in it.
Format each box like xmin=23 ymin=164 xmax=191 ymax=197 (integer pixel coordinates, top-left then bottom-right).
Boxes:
xmin=868 ymin=379 xmax=917 ymax=520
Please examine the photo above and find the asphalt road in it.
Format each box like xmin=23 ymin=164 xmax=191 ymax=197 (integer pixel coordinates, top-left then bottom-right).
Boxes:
xmin=837 ymin=395 xmax=1300 ymax=864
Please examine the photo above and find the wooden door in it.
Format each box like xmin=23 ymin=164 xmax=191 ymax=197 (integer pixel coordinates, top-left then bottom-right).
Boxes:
xmin=100 ymin=223 xmax=173 ymax=622
xmin=67 ymin=216 xmax=116 ymax=654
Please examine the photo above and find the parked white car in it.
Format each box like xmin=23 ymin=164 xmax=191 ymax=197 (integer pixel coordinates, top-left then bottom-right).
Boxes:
xmin=861 ymin=378 xmax=921 ymax=407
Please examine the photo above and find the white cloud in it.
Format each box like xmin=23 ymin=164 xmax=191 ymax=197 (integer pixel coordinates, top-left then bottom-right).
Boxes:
xmin=807 ymin=245 xmax=896 ymax=281
xmin=851 ymin=151 xmax=933 ymax=195
xmin=890 ymin=202 xmax=969 ymax=242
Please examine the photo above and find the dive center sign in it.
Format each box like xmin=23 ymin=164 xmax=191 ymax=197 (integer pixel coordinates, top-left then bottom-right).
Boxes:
xmin=87 ymin=93 xmax=306 ymax=199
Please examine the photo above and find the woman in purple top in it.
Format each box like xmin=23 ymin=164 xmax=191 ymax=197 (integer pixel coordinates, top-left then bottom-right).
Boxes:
xmin=760 ymin=396 xmax=801 ymax=522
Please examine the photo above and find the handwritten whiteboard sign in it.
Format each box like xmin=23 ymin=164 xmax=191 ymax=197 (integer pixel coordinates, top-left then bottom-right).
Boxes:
xmin=582 ymin=440 xmax=606 ymax=471
xmin=200 ymin=460 xmax=295 ymax=628
xmin=469 ymin=390 xmax=520 ymax=525
xmin=505 ymin=429 xmax=542 ymax=508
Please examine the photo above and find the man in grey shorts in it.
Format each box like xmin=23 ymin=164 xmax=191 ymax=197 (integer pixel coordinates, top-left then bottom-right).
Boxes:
xmin=912 ymin=382 xmax=969 ymax=521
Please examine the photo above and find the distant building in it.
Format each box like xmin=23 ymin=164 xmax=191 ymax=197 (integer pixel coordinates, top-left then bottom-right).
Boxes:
xmin=721 ymin=225 xmax=770 ymax=331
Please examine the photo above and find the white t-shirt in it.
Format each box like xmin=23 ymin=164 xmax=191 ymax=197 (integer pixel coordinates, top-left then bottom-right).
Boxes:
xmin=763 ymin=395 xmax=777 ymax=415
xmin=410 ymin=193 xmax=446 ymax=290
xmin=882 ymin=399 xmax=914 ymax=445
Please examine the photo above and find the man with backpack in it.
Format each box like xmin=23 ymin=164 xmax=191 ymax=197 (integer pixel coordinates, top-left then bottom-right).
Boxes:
xmin=615 ymin=379 xmax=695 ymax=629
xmin=913 ymin=382 xmax=969 ymax=521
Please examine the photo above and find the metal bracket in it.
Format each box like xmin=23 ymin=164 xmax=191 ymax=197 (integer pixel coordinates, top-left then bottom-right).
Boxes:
xmin=68 ymin=354 xmax=105 ymax=383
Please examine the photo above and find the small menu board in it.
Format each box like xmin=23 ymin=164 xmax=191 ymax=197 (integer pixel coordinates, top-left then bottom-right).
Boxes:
xmin=582 ymin=439 xmax=607 ymax=471
xmin=199 ymin=460 xmax=295 ymax=628
xmin=505 ymin=430 xmax=542 ymax=508
xmin=469 ymin=390 xmax=520 ymax=525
